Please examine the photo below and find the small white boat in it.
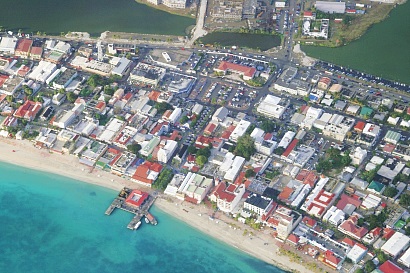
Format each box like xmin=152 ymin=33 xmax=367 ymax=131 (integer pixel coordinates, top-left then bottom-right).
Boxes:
xmin=134 ymin=221 xmax=142 ymax=230
xmin=145 ymin=217 xmax=149 ymax=224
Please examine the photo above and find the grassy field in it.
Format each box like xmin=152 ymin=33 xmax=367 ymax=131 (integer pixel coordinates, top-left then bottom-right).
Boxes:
xmin=332 ymin=3 xmax=394 ymax=46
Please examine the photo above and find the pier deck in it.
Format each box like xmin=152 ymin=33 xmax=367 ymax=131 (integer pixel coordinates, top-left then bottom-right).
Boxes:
xmin=105 ymin=187 xmax=158 ymax=230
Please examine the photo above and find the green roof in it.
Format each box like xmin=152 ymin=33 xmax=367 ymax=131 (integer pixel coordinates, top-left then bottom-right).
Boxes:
xmin=394 ymin=219 xmax=406 ymax=229
xmin=360 ymin=106 xmax=373 ymax=117
xmin=368 ymin=181 xmax=385 ymax=192
xmin=385 ymin=130 xmax=401 ymax=142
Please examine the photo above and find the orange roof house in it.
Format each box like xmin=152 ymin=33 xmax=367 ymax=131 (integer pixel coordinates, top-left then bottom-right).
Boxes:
xmin=338 ymin=215 xmax=368 ymax=240
xmin=214 ymin=61 xmax=256 ymax=80
xmin=15 ymin=39 xmax=33 ymax=57
xmin=13 ymin=100 xmax=42 ymax=121
xmin=130 ymin=161 xmax=163 ymax=187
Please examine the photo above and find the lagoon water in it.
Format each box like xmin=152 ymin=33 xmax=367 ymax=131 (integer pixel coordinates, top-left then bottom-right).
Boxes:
xmin=302 ymin=1 xmax=410 ymax=84
xmin=0 ymin=162 xmax=284 ymax=273
xmin=0 ymin=0 xmax=194 ymax=36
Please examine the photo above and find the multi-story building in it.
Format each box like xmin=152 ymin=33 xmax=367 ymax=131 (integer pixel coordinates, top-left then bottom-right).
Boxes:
xmin=209 ymin=183 xmax=245 ymax=213
xmin=157 ymin=140 xmax=178 ymax=163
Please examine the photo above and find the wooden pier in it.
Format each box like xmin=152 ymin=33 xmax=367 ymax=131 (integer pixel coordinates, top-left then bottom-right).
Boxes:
xmin=105 ymin=187 xmax=158 ymax=230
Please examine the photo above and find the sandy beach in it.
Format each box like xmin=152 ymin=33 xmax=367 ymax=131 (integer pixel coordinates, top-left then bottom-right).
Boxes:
xmin=0 ymin=138 xmax=314 ymax=273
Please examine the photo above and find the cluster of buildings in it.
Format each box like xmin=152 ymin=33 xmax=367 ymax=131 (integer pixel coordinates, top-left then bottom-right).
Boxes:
xmin=0 ymin=33 xmax=410 ymax=273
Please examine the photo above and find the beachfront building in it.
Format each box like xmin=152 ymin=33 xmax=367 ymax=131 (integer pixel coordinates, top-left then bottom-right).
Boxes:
xmin=110 ymin=151 xmax=136 ymax=176
xmin=209 ymin=183 xmax=245 ymax=213
xmin=125 ymin=190 xmax=149 ymax=208
xmin=178 ymin=172 xmax=213 ymax=204
xmin=243 ymin=194 xmax=273 ymax=216
xmin=14 ymin=100 xmax=42 ymax=121
xmin=15 ymin=39 xmax=33 ymax=58
xmin=265 ymin=205 xmax=302 ymax=241
xmin=131 ymin=161 xmax=163 ymax=187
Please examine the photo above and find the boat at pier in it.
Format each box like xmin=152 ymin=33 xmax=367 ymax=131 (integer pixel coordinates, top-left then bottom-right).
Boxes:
xmin=134 ymin=221 xmax=142 ymax=230
xmin=145 ymin=217 xmax=150 ymax=224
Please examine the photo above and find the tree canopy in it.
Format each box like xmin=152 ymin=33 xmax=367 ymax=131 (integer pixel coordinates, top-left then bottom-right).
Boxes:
xmin=154 ymin=102 xmax=173 ymax=114
xmin=234 ymin=134 xmax=255 ymax=160
xmin=66 ymin=92 xmax=78 ymax=103
xmin=127 ymin=143 xmax=141 ymax=154
xmin=245 ymin=169 xmax=256 ymax=178
xmin=383 ymin=186 xmax=398 ymax=198
xmin=196 ymin=155 xmax=207 ymax=167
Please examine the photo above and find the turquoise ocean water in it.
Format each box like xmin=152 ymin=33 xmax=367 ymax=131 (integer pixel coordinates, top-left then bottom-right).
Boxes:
xmin=0 ymin=162 xmax=284 ymax=273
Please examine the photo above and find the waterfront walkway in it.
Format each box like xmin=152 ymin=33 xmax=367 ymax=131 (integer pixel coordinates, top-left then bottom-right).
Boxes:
xmin=186 ymin=0 xmax=208 ymax=47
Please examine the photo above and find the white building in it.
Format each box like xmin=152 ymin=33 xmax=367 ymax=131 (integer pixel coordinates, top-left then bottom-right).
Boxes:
xmin=315 ymin=1 xmax=346 ymax=13
xmin=257 ymin=94 xmax=287 ymax=119
xmin=301 ymin=107 xmax=323 ymax=129
xmin=363 ymin=123 xmax=381 ymax=137
xmin=398 ymin=247 xmax=410 ymax=268
xmin=350 ymin=147 xmax=368 ymax=165
xmin=157 ymin=140 xmax=178 ymax=163
xmin=0 ymin=37 xmax=18 ymax=54
xmin=209 ymin=183 xmax=245 ymax=213
xmin=180 ymin=172 xmax=213 ymax=204
xmin=322 ymin=206 xmax=345 ymax=226
xmin=168 ymin=107 xmax=182 ymax=124
xmin=111 ymin=57 xmax=132 ymax=77
xmin=53 ymin=103 xmax=84 ymax=129
xmin=381 ymin=232 xmax=410 ymax=258
xmin=28 ymin=61 xmax=57 ymax=83
xmin=278 ymin=131 xmax=296 ymax=149
xmin=229 ymin=119 xmax=251 ymax=142
xmin=346 ymin=244 xmax=368 ymax=264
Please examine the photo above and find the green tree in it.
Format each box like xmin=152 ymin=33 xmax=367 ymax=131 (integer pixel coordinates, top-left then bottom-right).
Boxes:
xmin=354 ymin=268 xmax=364 ymax=273
xmin=383 ymin=186 xmax=398 ymax=198
xmin=180 ymin=115 xmax=189 ymax=124
xmin=234 ymin=134 xmax=255 ymax=160
xmin=66 ymin=92 xmax=78 ymax=103
xmin=87 ymin=74 xmax=105 ymax=88
xmin=6 ymin=95 xmax=13 ymax=103
xmin=187 ymin=145 xmax=197 ymax=155
xmin=273 ymin=147 xmax=285 ymax=155
xmin=23 ymin=86 xmax=33 ymax=96
xmin=104 ymin=85 xmax=115 ymax=96
xmin=127 ymin=143 xmax=141 ymax=154
xmin=197 ymin=147 xmax=211 ymax=158
xmin=245 ymin=169 xmax=256 ymax=178
xmin=196 ymin=155 xmax=207 ymax=167
xmin=154 ymin=102 xmax=172 ymax=114
xmin=399 ymin=194 xmax=410 ymax=207
xmin=260 ymin=119 xmax=275 ymax=132
xmin=365 ymin=260 xmax=375 ymax=273
xmin=376 ymin=251 xmax=388 ymax=264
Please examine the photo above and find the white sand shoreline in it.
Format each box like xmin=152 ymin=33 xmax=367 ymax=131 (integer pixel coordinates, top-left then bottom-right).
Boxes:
xmin=0 ymin=138 xmax=313 ymax=273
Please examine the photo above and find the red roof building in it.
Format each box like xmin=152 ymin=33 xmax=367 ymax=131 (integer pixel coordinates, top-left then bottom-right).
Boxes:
xmin=338 ymin=215 xmax=368 ymax=240
xmin=131 ymin=161 xmax=163 ymax=187
xmin=17 ymin=65 xmax=31 ymax=77
xmin=336 ymin=194 xmax=362 ymax=211
xmin=354 ymin=121 xmax=366 ymax=132
xmin=13 ymin=100 xmax=42 ymax=121
xmin=148 ymin=90 xmax=161 ymax=101
xmin=383 ymin=143 xmax=395 ymax=154
xmin=282 ymin=139 xmax=298 ymax=157
xmin=204 ymin=122 xmax=217 ymax=136
xmin=209 ymin=182 xmax=245 ymax=213
xmin=125 ymin=190 xmax=149 ymax=207
xmin=379 ymin=260 xmax=405 ymax=273
xmin=301 ymin=216 xmax=317 ymax=228
xmin=15 ymin=39 xmax=33 ymax=57
xmin=382 ymin=228 xmax=395 ymax=240
xmin=214 ymin=61 xmax=256 ymax=80
xmin=30 ymin=46 xmax=43 ymax=59
xmin=322 ymin=250 xmax=341 ymax=269
xmin=195 ymin=135 xmax=213 ymax=149
xmin=306 ymin=190 xmax=335 ymax=218
xmin=341 ymin=237 xmax=356 ymax=247
xmin=287 ymin=234 xmax=300 ymax=245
